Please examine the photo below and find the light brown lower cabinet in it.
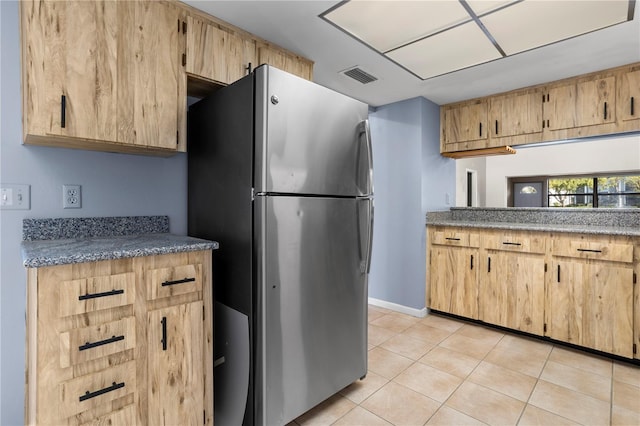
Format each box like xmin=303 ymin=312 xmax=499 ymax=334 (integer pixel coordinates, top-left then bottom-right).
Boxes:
xmin=25 ymin=250 xmax=213 ymax=425
xmin=427 ymin=226 xmax=639 ymax=359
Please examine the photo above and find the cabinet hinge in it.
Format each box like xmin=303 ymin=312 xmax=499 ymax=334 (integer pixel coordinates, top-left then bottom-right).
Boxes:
xmin=543 ymin=323 xmax=547 ymax=333
xmin=182 ymin=53 xmax=187 ymax=67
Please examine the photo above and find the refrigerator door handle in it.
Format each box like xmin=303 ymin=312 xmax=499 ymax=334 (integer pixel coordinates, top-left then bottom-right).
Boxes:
xmin=366 ymin=199 xmax=374 ymax=274
xmin=357 ymin=120 xmax=373 ymax=196
xmin=358 ymin=198 xmax=374 ymax=274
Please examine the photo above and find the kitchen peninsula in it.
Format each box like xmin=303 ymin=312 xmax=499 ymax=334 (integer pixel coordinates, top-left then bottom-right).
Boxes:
xmin=426 ymin=207 xmax=640 ymax=361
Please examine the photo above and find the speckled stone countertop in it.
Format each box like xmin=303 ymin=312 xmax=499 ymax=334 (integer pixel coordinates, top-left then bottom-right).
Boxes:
xmin=21 ymin=216 xmax=218 ymax=268
xmin=426 ymin=208 xmax=640 ymax=237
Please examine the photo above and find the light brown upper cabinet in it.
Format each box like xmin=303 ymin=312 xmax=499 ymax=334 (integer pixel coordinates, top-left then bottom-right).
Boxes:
xmin=543 ymin=75 xmax=616 ymax=131
xmin=618 ymin=67 xmax=640 ymax=124
xmin=185 ymin=15 xmax=257 ymax=85
xmin=441 ymin=100 xmax=489 ymax=152
xmin=488 ymin=89 xmax=543 ymax=146
xmin=257 ymin=44 xmax=314 ymax=81
xmin=21 ymin=0 xmax=183 ymax=155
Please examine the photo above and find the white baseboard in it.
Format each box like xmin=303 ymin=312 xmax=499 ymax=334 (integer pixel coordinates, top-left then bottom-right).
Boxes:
xmin=368 ymin=297 xmax=428 ymax=318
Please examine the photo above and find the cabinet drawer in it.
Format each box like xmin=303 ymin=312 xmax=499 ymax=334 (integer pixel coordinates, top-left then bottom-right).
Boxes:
xmin=431 ymin=230 xmax=480 ymax=248
xmin=552 ymin=238 xmax=633 ymax=263
xmin=147 ymin=263 xmax=203 ymax=301
xmin=59 ymin=360 xmax=135 ymax=419
xmin=484 ymin=232 xmax=546 ymax=254
xmin=60 ymin=317 xmax=136 ymax=368
xmin=59 ymin=272 xmax=135 ymax=317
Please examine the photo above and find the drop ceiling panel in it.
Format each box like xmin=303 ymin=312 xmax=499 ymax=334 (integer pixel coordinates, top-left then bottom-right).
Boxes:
xmin=324 ymin=0 xmax=471 ymax=52
xmin=466 ymin=0 xmax=520 ymax=16
xmin=387 ymin=20 xmax=502 ymax=79
xmin=481 ymin=0 xmax=631 ymax=55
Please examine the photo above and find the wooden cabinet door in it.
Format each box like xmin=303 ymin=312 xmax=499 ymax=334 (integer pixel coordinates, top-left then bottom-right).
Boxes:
xmin=546 ymin=260 xmax=634 ymax=357
xmin=545 ymin=76 xmax=615 ymax=131
xmin=258 ymin=46 xmax=313 ymax=80
xmin=147 ymin=301 xmax=204 ymax=426
xmin=186 ymin=16 xmax=256 ymax=85
xmin=490 ymin=91 xmax=543 ymax=139
xmin=618 ymin=69 xmax=640 ymax=123
xmin=118 ymin=1 xmax=181 ymax=150
xmin=21 ymin=0 xmax=118 ymax=142
xmin=443 ymin=101 xmax=489 ymax=145
xmin=480 ymin=251 xmax=545 ymax=335
xmin=429 ymin=246 xmax=478 ymax=319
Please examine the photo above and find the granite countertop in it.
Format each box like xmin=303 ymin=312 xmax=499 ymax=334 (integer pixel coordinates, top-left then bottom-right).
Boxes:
xmin=426 ymin=208 xmax=640 ymax=237
xmin=20 ymin=216 xmax=219 ymax=268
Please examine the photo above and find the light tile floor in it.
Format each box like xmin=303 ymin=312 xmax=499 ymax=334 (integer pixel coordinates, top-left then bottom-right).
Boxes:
xmin=293 ymin=305 xmax=640 ymax=426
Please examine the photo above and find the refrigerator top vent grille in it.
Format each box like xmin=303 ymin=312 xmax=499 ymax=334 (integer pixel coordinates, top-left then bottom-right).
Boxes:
xmin=342 ymin=67 xmax=378 ymax=84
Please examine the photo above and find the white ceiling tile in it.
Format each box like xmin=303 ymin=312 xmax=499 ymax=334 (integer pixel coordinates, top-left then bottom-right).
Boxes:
xmin=481 ymin=0 xmax=630 ymax=55
xmin=324 ymin=0 xmax=471 ymax=52
xmin=466 ymin=0 xmax=520 ymax=16
xmin=387 ymin=20 xmax=502 ymax=79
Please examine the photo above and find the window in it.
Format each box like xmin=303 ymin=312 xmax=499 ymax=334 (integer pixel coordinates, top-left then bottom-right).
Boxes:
xmin=509 ymin=174 xmax=640 ymax=208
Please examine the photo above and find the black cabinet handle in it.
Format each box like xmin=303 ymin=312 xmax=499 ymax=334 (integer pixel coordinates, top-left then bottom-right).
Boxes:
xmin=246 ymin=62 xmax=252 ymax=74
xmin=488 ymin=257 xmax=491 ymax=273
xmin=161 ymin=277 xmax=195 ymax=287
xmin=542 ymin=119 xmax=546 ymax=129
xmin=495 ymin=120 xmax=498 ymax=135
xmin=61 ymin=95 xmax=66 ymax=128
xmin=631 ymin=97 xmax=635 ymax=116
xmin=470 ymin=255 xmax=474 ymax=270
xmin=79 ymin=381 xmax=124 ymax=402
xmin=78 ymin=289 xmax=124 ymax=301
xmin=577 ymin=248 xmax=602 ymax=253
xmin=502 ymin=242 xmax=522 ymax=246
xmin=604 ymin=102 xmax=608 ymax=120
xmin=79 ymin=335 xmax=125 ymax=352
xmin=557 ymin=265 xmax=561 ymax=282
xmin=445 ymin=237 xmax=461 ymax=241
xmin=479 ymin=123 xmax=482 ymax=137
xmin=161 ymin=317 xmax=167 ymax=351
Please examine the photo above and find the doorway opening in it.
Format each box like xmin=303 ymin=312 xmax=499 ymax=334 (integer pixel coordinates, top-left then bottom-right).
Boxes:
xmin=466 ymin=169 xmax=478 ymax=207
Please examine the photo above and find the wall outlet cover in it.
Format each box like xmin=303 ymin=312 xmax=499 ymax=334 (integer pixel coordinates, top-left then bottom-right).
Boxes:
xmin=63 ymin=184 xmax=82 ymax=209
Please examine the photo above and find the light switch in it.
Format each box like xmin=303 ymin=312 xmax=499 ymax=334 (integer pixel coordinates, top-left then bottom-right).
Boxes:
xmin=0 ymin=184 xmax=30 ymax=210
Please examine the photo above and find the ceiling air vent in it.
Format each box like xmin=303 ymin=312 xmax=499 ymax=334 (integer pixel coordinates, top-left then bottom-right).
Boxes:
xmin=342 ymin=67 xmax=378 ymax=84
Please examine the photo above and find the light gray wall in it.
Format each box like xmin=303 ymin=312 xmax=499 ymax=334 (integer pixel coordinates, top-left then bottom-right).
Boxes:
xmin=1 ymin=2 xmax=188 ymax=424
xmin=368 ymin=97 xmax=455 ymax=311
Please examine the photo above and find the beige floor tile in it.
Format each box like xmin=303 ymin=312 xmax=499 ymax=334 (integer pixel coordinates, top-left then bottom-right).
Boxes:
xmin=612 ymin=404 xmax=640 ymax=426
xmin=332 ymin=406 xmax=392 ymax=426
xmin=517 ymin=404 xmax=580 ymax=425
xmin=361 ymin=381 xmax=440 ymax=426
xmin=528 ymin=380 xmax=610 ymax=425
xmin=439 ymin=333 xmax=497 ymax=360
xmin=484 ymin=346 xmax=547 ymax=378
xmin=613 ymin=380 xmax=640 ymax=414
xmin=613 ymin=362 xmax=640 ymax=388
xmin=446 ymin=381 xmax=525 ymax=425
xmin=468 ymin=361 xmax=537 ymax=402
xmin=540 ymin=360 xmax=611 ymax=402
xmin=419 ymin=346 xmax=481 ymax=378
xmin=368 ymin=324 xmax=396 ymax=347
xmin=295 ymin=394 xmax=356 ymax=426
xmin=420 ymin=314 xmax=465 ymax=333
xmin=401 ymin=322 xmax=453 ymax=345
xmin=367 ymin=347 xmax=413 ymax=379
xmin=426 ymin=405 xmax=486 ymax=425
xmin=380 ymin=333 xmax=434 ymax=360
xmin=369 ymin=305 xmax=393 ymax=315
xmin=393 ymin=362 xmax=463 ymax=403
xmin=548 ymin=346 xmax=613 ymax=378
xmin=370 ymin=313 xmax=420 ymax=334
xmin=339 ymin=371 xmax=388 ymax=405
xmin=453 ymin=323 xmax=505 ymax=346
xmin=368 ymin=309 xmax=387 ymax=323
xmin=493 ymin=333 xmax=553 ymax=360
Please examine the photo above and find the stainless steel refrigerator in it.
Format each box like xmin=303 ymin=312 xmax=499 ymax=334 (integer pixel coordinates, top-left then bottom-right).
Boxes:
xmin=187 ymin=65 xmax=373 ymax=426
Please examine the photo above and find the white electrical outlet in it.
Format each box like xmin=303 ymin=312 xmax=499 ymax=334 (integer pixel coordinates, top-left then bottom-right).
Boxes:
xmin=0 ymin=184 xmax=30 ymax=210
xmin=63 ymin=184 xmax=82 ymax=209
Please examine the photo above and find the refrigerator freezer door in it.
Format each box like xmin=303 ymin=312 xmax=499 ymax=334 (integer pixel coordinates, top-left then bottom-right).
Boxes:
xmin=254 ymin=195 xmax=369 ymax=425
xmin=255 ymin=66 xmax=372 ymax=197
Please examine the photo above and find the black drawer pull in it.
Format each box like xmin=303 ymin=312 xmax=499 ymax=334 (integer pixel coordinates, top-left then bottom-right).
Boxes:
xmin=495 ymin=120 xmax=498 ymax=135
xmin=479 ymin=122 xmax=482 ymax=137
xmin=79 ymin=381 xmax=124 ymax=402
xmin=604 ymin=102 xmax=608 ymax=120
xmin=488 ymin=257 xmax=491 ymax=273
xmin=557 ymin=264 xmax=561 ymax=282
xmin=79 ymin=335 xmax=125 ymax=352
xmin=161 ymin=317 xmax=167 ymax=351
xmin=162 ymin=277 xmax=196 ymax=287
xmin=631 ymin=97 xmax=635 ymax=116
xmin=445 ymin=237 xmax=461 ymax=241
xmin=61 ymin=95 xmax=66 ymax=128
xmin=470 ymin=255 xmax=474 ymax=270
xmin=577 ymin=248 xmax=602 ymax=253
xmin=502 ymin=242 xmax=522 ymax=246
xmin=79 ymin=289 xmax=124 ymax=301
